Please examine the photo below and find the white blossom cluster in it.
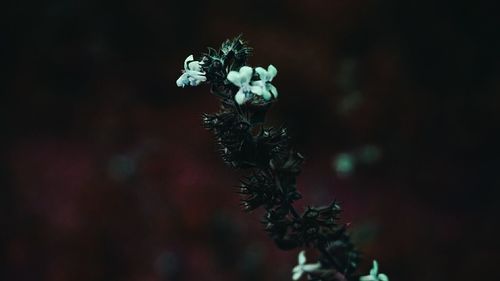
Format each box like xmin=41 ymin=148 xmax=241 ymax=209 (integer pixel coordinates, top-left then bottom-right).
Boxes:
xmin=176 ymin=54 xmax=278 ymax=105
xmin=292 ymin=250 xmax=321 ymax=280
xmin=175 ymin=55 xmax=207 ymax=87
xmin=227 ymin=64 xmax=278 ymax=105
xmin=291 ymin=251 xmax=389 ymax=281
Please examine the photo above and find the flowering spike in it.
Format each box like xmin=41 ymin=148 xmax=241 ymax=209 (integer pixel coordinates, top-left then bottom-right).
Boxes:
xmin=176 ymin=35 xmax=386 ymax=281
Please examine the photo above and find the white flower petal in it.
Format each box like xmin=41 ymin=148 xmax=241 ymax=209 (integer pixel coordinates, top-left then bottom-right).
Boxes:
xmin=187 ymin=71 xmax=206 ymax=81
xmin=227 ymin=71 xmax=242 ymax=86
xmin=235 ymin=89 xmax=246 ymax=105
xmin=251 ymin=85 xmax=263 ymax=96
xmin=302 ymin=263 xmax=321 ymax=272
xmin=292 ymin=270 xmax=303 ymax=281
xmin=359 ymin=276 xmax=376 ymax=281
xmin=239 ymin=66 xmax=253 ymax=84
xmin=298 ymin=251 xmax=306 ymax=265
xmin=251 ymin=80 xmax=264 ymax=87
xmin=188 ymin=77 xmax=201 ymax=86
xmin=262 ymin=89 xmax=271 ymax=100
xmin=370 ymin=260 xmax=379 ymax=276
xmin=176 ymin=73 xmax=189 ymax=87
xmin=255 ymin=67 xmax=268 ymax=80
xmin=184 ymin=55 xmax=194 ymax=70
xmin=378 ymin=274 xmax=389 ymax=281
xmin=267 ymin=64 xmax=277 ymax=81
xmin=292 ymin=265 xmax=302 ymax=275
xmin=188 ymin=61 xmax=203 ymax=71
xmin=268 ymin=84 xmax=278 ymax=98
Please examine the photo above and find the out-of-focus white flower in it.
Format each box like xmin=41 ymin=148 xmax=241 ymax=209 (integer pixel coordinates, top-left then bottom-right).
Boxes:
xmin=227 ymin=66 xmax=262 ymax=104
xmin=176 ymin=55 xmax=207 ymax=87
xmin=252 ymin=64 xmax=278 ymax=101
xmin=292 ymin=250 xmax=321 ymax=280
xmin=359 ymin=260 xmax=389 ymax=281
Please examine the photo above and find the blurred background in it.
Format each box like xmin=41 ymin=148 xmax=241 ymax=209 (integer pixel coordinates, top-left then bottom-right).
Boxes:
xmin=2 ymin=0 xmax=500 ymax=280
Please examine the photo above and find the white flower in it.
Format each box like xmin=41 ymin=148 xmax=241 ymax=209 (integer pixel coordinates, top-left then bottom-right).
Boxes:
xmin=359 ymin=260 xmax=389 ymax=281
xmin=292 ymin=250 xmax=321 ymax=280
xmin=176 ymin=55 xmax=207 ymax=87
xmin=227 ymin=66 xmax=262 ymax=105
xmin=252 ymin=64 xmax=278 ymax=101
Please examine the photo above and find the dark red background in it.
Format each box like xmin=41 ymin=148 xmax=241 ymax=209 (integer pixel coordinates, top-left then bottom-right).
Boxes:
xmin=2 ymin=0 xmax=500 ymax=280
